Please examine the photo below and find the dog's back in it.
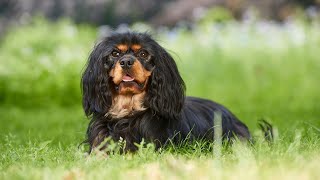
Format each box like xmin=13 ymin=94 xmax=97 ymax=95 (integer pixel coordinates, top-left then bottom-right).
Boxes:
xmin=177 ymin=97 xmax=251 ymax=141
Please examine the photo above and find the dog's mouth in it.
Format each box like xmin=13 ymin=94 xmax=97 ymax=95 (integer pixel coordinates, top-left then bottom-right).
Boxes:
xmin=114 ymin=73 xmax=146 ymax=94
xmin=122 ymin=74 xmax=135 ymax=82
xmin=120 ymin=74 xmax=144 ymax=87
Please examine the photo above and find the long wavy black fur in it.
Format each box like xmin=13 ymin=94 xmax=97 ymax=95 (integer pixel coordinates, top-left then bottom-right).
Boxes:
xmin=81 ymin=32 xmax=257 ymax=152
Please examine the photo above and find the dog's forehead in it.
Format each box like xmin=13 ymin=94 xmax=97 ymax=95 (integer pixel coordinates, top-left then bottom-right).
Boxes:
xmin=107 ymin=33 xmax=156 ymax=53
xmin=112 ymin=33 xmax=150 ymax=44
xmin=116 ymin=44 xmax=142 ymax=52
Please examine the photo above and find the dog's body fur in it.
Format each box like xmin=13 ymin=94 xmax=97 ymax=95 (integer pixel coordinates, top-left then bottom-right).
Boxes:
xmin=82 ymin=32 xmax=252 ymax=152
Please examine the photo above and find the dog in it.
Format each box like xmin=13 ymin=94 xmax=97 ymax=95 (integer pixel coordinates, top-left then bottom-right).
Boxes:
xmin=81 ymin=32 xmax=254 ymax=153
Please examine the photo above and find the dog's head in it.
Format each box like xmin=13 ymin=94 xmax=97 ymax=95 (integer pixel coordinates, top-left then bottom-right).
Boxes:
xmin=82 ymin=32 xmax=185 ymax=120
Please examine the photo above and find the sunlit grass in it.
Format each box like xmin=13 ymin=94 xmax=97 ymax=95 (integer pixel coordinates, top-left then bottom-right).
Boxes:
xmin=1 ymin=111 xmax=319 ymax=180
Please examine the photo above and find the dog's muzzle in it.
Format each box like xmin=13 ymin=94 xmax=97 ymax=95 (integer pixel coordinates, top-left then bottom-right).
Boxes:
xmin=119 ymin=56 xmax=135 ymax=70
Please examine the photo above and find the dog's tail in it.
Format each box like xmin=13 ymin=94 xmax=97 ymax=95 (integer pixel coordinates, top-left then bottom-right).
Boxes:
xmin=258 ymin=119 xmax=274 ymax=143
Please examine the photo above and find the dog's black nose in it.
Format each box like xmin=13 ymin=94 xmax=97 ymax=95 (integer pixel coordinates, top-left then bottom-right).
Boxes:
xmin=120 ymin=58 xmax=135 ymax=69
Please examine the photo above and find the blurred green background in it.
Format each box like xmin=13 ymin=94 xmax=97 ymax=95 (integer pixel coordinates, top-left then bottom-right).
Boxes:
xmin=0 ymin=0 xmax=320 ymax=161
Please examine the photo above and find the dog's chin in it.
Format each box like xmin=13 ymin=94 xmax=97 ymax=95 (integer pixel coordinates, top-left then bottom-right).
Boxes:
xmin=117 ymin=80 xmax=145 ymax=95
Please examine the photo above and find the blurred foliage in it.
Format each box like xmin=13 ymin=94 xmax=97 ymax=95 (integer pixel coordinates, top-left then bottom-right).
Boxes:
xmin=0 ymin=18 xmax=96 ymax=107
xmin=0 ymin=0 xmax=319 ymax=34
xmin=199 ymin=7 xmax=234 ymax=24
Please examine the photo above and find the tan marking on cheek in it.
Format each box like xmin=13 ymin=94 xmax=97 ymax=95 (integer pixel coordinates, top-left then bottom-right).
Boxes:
xmin=116 ymin=44 xmax=128 ymax=52
xmin=131 ymin=44 xmax=141 ymax=52
xmin=109 ymin=68 xmax=114 ymax=77
xmin=131 ymin=60 xmax=152 ymax=83
xmin=109 ymin=61 xmax=124 ymax=85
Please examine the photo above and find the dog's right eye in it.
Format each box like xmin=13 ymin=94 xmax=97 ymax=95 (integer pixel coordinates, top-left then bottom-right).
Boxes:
xmin=111 ymin=51 xmax=120 ymax=58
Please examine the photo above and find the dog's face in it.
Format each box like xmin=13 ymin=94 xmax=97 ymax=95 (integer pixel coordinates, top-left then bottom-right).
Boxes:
xmin=82 ymin=32 xmax=185 ymax=120
xmin=108 ymin=42 xmax=153 ymax=95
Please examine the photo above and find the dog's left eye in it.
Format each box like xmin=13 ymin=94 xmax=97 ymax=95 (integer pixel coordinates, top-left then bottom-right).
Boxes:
xmin=138 ymin=50 xmax=149 ymax=58
xmin=111 ymin=50 xmax=120 ymax=58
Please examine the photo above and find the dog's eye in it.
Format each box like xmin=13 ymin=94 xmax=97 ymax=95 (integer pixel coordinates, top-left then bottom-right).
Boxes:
xmin=111 ymin=50 xmax=120 ymax=58
xmin=138 ymin=50 xmax=149 ymax=58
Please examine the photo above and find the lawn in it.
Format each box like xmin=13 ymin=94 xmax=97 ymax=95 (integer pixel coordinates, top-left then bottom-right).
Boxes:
xmin=0 ymin=19 xmax=320 ymax=179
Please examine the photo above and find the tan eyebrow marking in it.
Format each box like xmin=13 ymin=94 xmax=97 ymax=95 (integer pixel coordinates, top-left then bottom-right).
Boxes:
xmin=116 ymin=44 xmax=128 ymax=52
xmin=131 ymin=44 xmax=142 ymax=52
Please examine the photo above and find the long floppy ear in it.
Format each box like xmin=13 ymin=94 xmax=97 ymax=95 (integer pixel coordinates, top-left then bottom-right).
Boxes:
xmin=146 ymin=46 xmax=186 ymax=120
xmin=81 ymin=41 xmax=113 ymax=116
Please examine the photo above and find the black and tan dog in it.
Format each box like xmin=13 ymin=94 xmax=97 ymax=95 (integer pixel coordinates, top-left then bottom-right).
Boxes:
xmin=81 ymin=32 xmax=269 ymax=152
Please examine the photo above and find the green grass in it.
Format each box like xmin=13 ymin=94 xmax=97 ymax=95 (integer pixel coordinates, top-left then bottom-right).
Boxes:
xmin=1 ymin=19 xmax=320 ymax=179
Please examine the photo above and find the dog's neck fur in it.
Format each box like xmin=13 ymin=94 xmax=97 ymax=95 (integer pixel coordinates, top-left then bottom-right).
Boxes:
xmin=107 ymin=92 xmax=146 ymax=118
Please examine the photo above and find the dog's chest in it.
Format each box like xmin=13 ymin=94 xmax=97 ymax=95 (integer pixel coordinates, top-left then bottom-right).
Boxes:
xmin=107 ymin=92 xmax=146 ymax=118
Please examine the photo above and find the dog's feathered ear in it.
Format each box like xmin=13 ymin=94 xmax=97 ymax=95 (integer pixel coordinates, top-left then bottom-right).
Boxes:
xmin=146 ymin=46 xmax=186 ymax=120
xmin=81 ymin=42 xmax=112 ymax=116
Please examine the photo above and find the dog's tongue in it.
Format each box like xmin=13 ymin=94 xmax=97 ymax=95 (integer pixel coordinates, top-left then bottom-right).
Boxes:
xmin=122 ymin=75 xmax=134 ymax=82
